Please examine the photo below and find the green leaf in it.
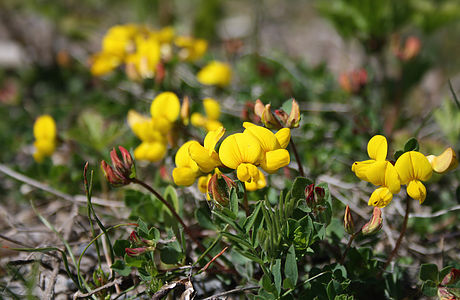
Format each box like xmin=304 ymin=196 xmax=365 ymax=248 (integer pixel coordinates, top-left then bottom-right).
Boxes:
xmin=113 ymin=240 xmax=130 ymax=257
xmin=421 ymin=280 xmax=437 ymax=297
xmin=273 ymin=259 xmax=282 ymax=295
xmin=419 ymin=263 xmax=438 ymax=282
xmin=394 ymin=150 xmax=404 ymax=161
xmin=284 ymin=245 xmax=298 ymax=286
xmin=111 ymin=260 xmax=131 ymax=276
xmin=149 ymin=227 xmax=160 ymax=242
xmin=290 ymin=177 xmax=313 ymax=201
xmin=159 ymin=245 xmax=182 ymax=265
xmin=439 ymin=266 xmax=453 ymax=282
xmin=125 ymin=254 xmax=144 ymax=268
xmin=230 ymin=187 xmax=239 ymax=215
xmin=404 ymin=138 xmax=419 ymax=152
xmin=213 ymin=210 xmax=242 ymax=232
xmin=244 ymin=201 xmax=262 ymax=233
xmin=283 ymin=278 xmax=295 ymax=290
xmin=195 ymin=206 xmax=217 ymax=230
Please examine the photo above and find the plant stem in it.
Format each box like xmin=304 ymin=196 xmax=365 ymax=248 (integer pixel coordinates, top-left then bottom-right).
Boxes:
xmin=130 ymin=178 xmax=233 ymax=273
xmin=289 ymin=139 xmax=305 ymax=177
xmin=379 ymin=196 xmax=411 ymax=277
xmin=340 ymin=229 xmax=361 ymax=264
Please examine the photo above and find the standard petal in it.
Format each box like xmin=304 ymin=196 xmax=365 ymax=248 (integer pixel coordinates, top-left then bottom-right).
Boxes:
xmin=384 ymin=163 xmax=401 ymax=194
xmin=34 ymin=115 xmax=56 ymax=141
xmin=395 ymin=151 xmax=414 ymax=185
xmin=175 ymin=141 xmax=200 ymax=171
xmin=395 ymin=151 xmax=433 ymax=184
xmin=407 ymin=180 xmax=427 ymax=204
xmin=368 ymin=187 xmax=393 ymax=208
xmin=262 ymin=149 xmax=290 ymax=173
xmin=219 ymin=133 xmax=262 ymax=169
xmin=243 ymin=122 xmax=280 ymax=151
xmin=367 ymin=135 xmax=387 ymax=161
xmin=275 ymin=128 xmax=291 ymax=149
xmin=150 ymin=91 xmax=180 ymax=122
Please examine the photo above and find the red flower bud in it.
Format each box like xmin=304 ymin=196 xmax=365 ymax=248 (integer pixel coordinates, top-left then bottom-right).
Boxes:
xmin=101 ymin=146 xmax=135 ymax=187
xmin=208 ymin=173 xmax=236 ymax=206
xmin=125 ymin=247 xmax=148 ymax=257
xmin=305 ymin=183 xmax=315 ymax=207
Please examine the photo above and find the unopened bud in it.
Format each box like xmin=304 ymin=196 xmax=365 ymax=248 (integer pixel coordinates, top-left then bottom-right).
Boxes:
xmin=440 ymin=268 xmax=460 ymax=286
xmin=426 ymin=147 xmax=458 ymax=174
xmin=361 ymin=207 xmax=383 ymax=235
xmin=155 ymin=62 xmax=166 ymax=84
xmin=315 ymin=186 xmax=325 ymax=201
xmin=208 ymin=173 xmax=236 ymax=206
xmin=128 ymin=231 xmax=142 ymax=245
xmin=274 ymin=109 xmax=289 ymax=124
xmin=286 ymin=99 xmax=300 ymax=128
xmin=438 ymin=268 xmax=460 ymax=300
xmin=125 ymin=247 xmax=148 ymax=257
xmin=254 ymin=99 xmax=265 ymax=119
xmin=344 ymin=205 xmax=355 ymax=235
xmin=305 ymin=183 xmax=315 ymax=207
xmin=101 ymin=146 xmax=135 ymax=187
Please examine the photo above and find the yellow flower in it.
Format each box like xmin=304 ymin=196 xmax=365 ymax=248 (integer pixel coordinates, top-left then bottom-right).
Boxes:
xmin=102 ymin=24 xmax=139 ymax=57
xmin=175 ymin=36 xmax=208 ymax=61
xmin=197 ymin=61 xmax=232 ymax=87
xmin=352 ymin=135 xmax=401 ymax=207
xmin=172 ymin=141 xmax=201 ymax=186
xmin=127 ymin=110 xmax=167 ymax=162
xmin=90 ymin=53 xmax=122 ymax=76
xmin=426 ymin=147 xmax=458 ymax=174
xmin=150 ymin=92 xmax=181 ymax=133
xmin=243 ymin=122 xmax=291 ymax=173
xmin=245 ymin=170 xmax=267 ymax=191
xmin=395 ymin=151 xmax=433 ymax=204
xmin=125 ymin=34 xmax=161 ymax=80
xmin=191 ymin=98 xmax=223 ymax=131
xmin=198 ymin=174 xmax=212 ymax=194
xmin=33 ymin=115 xmax=57 ymax=163
xmin=219 ymin=132 xmax=263 ymax=183
xmin=188 ymin=127 xmax=225 ymax=173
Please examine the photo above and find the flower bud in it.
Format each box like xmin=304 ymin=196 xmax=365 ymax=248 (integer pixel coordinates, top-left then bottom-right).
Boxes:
xmin=125 ymin=247 xmax=148 ymax=257
xmin=207 ymin=173 xmax=236 ymax=206
xmin=101 ymin=146 xmax=135 ymax=186
xmin=305 ymin=183 xmax=315 ymax=207
xmin=440 ymin=268 xmax=460 ymax=286
xmin=438 ymin=268 xmax=460 ymax=300
xmin=286 ymin=99 xmax=300 ymax=128
xmin=361 ymin=207 xmax=383 ymax=235
xmin=274 ymin=109 xmax=289 ymax=125
xmin=315 ymin=186 xmax=325 ymax=201
xmin=426 ymin=147 xmax=458 ymax=174
xmin=254 ymin=99 xmax=265 ymax=119
xmin=344 ymin=205 xmax=355 ymax=235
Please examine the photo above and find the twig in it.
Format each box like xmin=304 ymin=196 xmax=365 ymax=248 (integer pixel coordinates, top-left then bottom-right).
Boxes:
xmin=340 ymin=229 xmax=362 ymax=264
xmin=199 ymin=247 xmax=229 ymax=273
xmin=289 ymin=139 xmax=305 ymax=177
xmin=202 ymin=285 xmax=259 ymax=300
xmin=378 ymin=196 xmax=411 ymax=278
xmin=0 ymin=163 xmax=123 ymax=207
xmin=73 ymin=278 xmax=122 ymax=299
xmin=409 ymin=205 xmax=460 ymax=219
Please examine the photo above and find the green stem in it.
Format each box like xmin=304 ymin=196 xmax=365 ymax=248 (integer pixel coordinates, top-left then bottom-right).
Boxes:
xmin=340 ymin=229 xmax=361 ymax=264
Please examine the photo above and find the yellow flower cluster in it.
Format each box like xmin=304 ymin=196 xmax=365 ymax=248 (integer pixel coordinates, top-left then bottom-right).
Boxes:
xmin=173 ymin=122 xmax=291 ymax=192
xmin=128 ymin=92 xmax=182 ymax=162
xmin=90 ymin=24 xmax=207 ymax=79
xmin=197 ymin=61 xmax=232 ymax=87
xmin=352 ymin=135 xmax=458 ymax=207
xmin=33 ymin=115 xmax=57 ymax=163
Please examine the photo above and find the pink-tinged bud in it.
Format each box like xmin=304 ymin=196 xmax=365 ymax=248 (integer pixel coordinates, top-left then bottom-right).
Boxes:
xmin=208 ymin=173 xmax=236 ymax=206
xmin=305 ymin=183 xmax=315 ymax=207
xmin=274 ymin=109 xmax=289 ymax=124
xmin=286 ymin=99 xmax=300 ymax=128
xmin=361 ymin=207 xmax=383 ymax=235
xmin=315 ymin=186 xmax=325 ymax=201
xmin=125 ymin=247 xmax=148 ymax=257
xmin=441 ymin=268 xmax=460 ymax=286
xmin=101 ymin=146 xmax=135 ymax=187
xmin=339 ymin=69 xmax=367 ymax=94
xmin=254 ymin=99 xmax=265 ymax=119
xmin=128 ymin=231 xmax=142 ymax=245
xmin=262 ymin=104 xmax=282 ymax=129
xmin=438 ymin=287 xmax=457 ymax=300
xmin=155 ymin=62 xmax=166 ymax=85
xmin=344 ymin=206 xmax=355 ymax=235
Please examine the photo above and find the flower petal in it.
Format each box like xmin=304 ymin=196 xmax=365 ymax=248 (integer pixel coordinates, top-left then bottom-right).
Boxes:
xmin=203 ymin=98 xmax=221 ymax=120
xmin=367 ymin=135 xmax=387 ymax=161
xmin=262 ymin=149 xmax=290 ymax=173
xmin=203 ymin=126 xmax=225 ymax=154
xmin=150 ymin=91 xmax=180 ymax=122
xmin=243 ymin=122 xmax=280 ymax=152
xmin=173 ymin=167 xmax=198 ymax=186
xmin=427 ymin=147 xmax=458 ymax=174
xmin=275 ymin=128 xmax=291 ymax=149
xmin=175 ymin=141 xmax=200 ymax=171
xmin=368 ymin=187 xmax=393 ymax=208
xmin=351 ymin=160 xmax=375 ymax=182
xmin=245 ymin=170 xmax=266 ymax=191
xmin=236 ymin=163 xmax=259 ymax=183
xmin=34 ymin=115 xmax=56 ymax=141
xmin=219 ymin=133 xmax=262 ymax=169
xmin=407 ymin=180 xmax=427 ymax=204
xmin=395 ymin=151 xmax=432 ymax=184
xmin=189 ymin=142 xmax=220 ymax=173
